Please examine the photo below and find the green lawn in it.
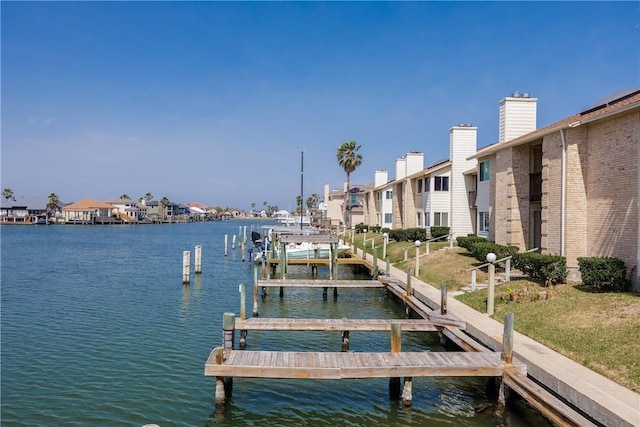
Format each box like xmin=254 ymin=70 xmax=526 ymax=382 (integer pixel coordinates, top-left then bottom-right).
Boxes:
xmin=354 ymin=232 xmax=640 ymax=393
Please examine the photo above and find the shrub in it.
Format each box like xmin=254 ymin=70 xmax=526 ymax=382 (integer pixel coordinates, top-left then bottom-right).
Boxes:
xmin=577 ymin=257 xmax=632 ymax=292
xmin=457 ymin=234 xmax=488 ymax=251
xmin=512 ymin=252 xmax=568 ymax=286
xmin=469 ymin=242 xmax=518 ymax=263
xmin=429 ymin=226 xmax=450 ymax=239
xmin=388 ymin=228 xmax=428 ymax=242
xmin=354 ymin=223 xmax=367 ymax=233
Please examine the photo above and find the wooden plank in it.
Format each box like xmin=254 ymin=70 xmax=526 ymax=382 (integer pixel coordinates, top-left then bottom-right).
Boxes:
xmin=205 ymin=350 xmax=505 ymax=379
xmin=503 ymin=367 xmax=598 ymax=427
xmin=258 ymin=279 xmax=384 ymax=288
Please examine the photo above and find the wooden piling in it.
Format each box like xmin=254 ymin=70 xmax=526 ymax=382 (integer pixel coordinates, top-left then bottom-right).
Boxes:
xmin=502 ymin=312 xmax=514 ymax=364
xmin=194 ymin=245 xmax=202 ymax=274
xmin=253 ymin=267 xmax=259 ymax=317
xmin=440 ymin=283 xmax=447 ymax=315
xmin=390 ymin=321 xmax=402 ymax=400
xmin=239 ymin=283 xmax=246 ymax=321
xmin=402 ymin=377 xmax=413 ymax=407
xmin=241 ymin=241 xmax=246 ymax=262
xmin=232 ymin=235 xmax=236 ymax=250
xmin=222 ymin=312 xmax=235 ymax=349
xmin=182 ymin=250 xmax=191 ymax=284
xmin=341 ymin=330 xmax=350 ymax=351
xmin=224 ymin=235 xmax=228 ymax=257
xmin=372 ymin=252 xmax=378 ymax=279
xmin=214 ymin=347 xmax=226 ymax=405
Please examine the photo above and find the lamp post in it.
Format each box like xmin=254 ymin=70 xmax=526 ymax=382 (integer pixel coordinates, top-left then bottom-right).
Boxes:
xmin=414 ymin=240 xmax=421 ymax=277
xmin=363 ymin=229 xmax=368 ymax=249
xmin=486 ymin=252 xmax=497 ymax=315
xmin=382 ymin=232 xmax=389 ymax=260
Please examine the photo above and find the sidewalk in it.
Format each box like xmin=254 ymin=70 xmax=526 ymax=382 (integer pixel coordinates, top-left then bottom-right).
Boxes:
xmin=376 ymin=258 xmax=640 ymax=427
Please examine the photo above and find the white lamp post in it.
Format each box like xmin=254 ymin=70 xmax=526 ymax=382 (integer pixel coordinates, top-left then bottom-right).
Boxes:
xmin=486 ymin=252 xmax=497 ymax=315
xmin=382 ymin=232 xmax=389 ymax=260
xmin=414 ymin=240 xmax=421 ymax=276
xmin=363 ymin=229 xmax=368 ymax=248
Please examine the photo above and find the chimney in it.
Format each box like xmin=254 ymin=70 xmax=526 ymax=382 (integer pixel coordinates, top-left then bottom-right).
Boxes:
xmin=374 ymin=169 xmax=388 ymax=188
xmin=499 ymin=91 xmax=537 ymax=142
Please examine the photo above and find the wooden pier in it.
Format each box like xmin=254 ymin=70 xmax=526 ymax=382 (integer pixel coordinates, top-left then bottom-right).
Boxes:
xmin=205 ymin=348 xmax=508 ymax=379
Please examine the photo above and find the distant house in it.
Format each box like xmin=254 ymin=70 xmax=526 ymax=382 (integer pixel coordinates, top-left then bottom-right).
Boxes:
xmin=145 ymin=200 xmax=181 ymax=220
xmin=105 ymin=198 xmax=148 ymax=222
xmin=62 ymin=199 xmax=116 ymax=224
xmin=0 ymin=197 xmax=59 ymax=223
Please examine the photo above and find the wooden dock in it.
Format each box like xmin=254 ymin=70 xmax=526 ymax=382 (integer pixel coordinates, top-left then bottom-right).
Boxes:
xmin=205 ymin=349 xmax=507 ymax=379
xmin=257 ymin=279 xmax=384 ymax=288
xmin=234 ymin=317 xmax=459 ymax=332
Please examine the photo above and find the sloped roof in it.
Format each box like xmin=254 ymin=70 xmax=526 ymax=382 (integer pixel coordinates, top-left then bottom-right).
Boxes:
xmin=0 ymin=197 xmax=50 ymax=210
xmin=62 ymin=198 xmax=114 ymax=211
xmin=470 ymin=89 xmax=640 ymax=160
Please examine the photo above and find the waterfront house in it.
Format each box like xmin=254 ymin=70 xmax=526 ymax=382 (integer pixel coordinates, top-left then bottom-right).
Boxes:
xmin=470 ymin=88 xmax=640 ymax=288
xmin=105 ymin=198 xmax=148 ymax=222
xmin=0 ymin=197 xmax=57 ymax=223
xmin=62 ymin=198 xmax=116 ymax=224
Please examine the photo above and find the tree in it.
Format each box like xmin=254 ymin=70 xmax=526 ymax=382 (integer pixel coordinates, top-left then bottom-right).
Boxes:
xmin=144 ymin=193 xmax=153 ymax=202
xmin=120 ymin=194 xmax=130 ymax=200
xmin=336 ymin=140 xmax=362 ymax=225
xmin=159 ymin=196 xmax=170 ymax=220
xmin=295 ymin=195 xmax=302 ymax=214
xmin=3 ymin=188 xmax=14 ymax=201
xmin=46 ymin=193 xmax=60 ymax=222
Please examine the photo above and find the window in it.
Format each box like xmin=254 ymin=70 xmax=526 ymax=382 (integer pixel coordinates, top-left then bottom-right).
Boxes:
xmin=376 ymin=191 xmax=381 ymax=201
xmin=434 ymin=176 xmax=449 ymax=191
xmin=384 ymin=213 xmax=393 ymax=223
xmin=479 ymin=160 xmax=490 ymax=182
xmin=433 ymin=212 xmax=449 ymax=226
xmin=479 ymin=212 xmax=489 ymax=233
xmin=424 ymin=212 xmax=430 ymax=227
xmin=385 ymin=190 xmax=393 ymax=200
xmin=424 ymin=177 xmax=430 ymax=192
xmin=350 ymin=194 xmax=357 ymax=206
xmin=417 ymin=179 xmax=423 ymax=193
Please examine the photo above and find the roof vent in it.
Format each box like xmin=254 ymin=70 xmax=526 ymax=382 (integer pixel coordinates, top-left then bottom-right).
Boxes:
xmin=512 ymin=91 xmax=521 ymax=98
xmin=522 ymin=92 xmax=530 ymax=98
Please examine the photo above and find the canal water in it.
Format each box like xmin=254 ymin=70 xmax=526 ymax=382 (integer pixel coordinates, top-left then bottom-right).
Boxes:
xmin=1 ymin=222 xmax=550 ymax=426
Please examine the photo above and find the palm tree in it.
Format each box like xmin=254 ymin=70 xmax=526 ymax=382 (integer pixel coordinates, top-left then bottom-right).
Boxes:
xmin=3 ymin=188 xmax=14 ymax=201
xmin=46 ymin=193 xmax=60 ymax=222
xmin=336 ymin=140 xmax=363 ymax=226
xmin=295 ymin=195 xmax=302 ymax=214
xmin=159 ymin=196 xmax=170 ymax=221
xmin=144 ymin=193 xmax=153 ymax=202
xmin=120 ymin=194 xmax=130 ymax=200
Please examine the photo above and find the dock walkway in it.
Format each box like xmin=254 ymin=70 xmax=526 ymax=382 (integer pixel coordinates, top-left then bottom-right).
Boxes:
xmin=205 ymin=349 xmax=506 ymax=379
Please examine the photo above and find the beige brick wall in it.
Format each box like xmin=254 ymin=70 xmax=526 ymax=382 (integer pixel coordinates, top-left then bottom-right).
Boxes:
xmin=542 ymin=132 xmax=565 ymax=256
xmin=585 ymin=111 xmax=638 ymax=276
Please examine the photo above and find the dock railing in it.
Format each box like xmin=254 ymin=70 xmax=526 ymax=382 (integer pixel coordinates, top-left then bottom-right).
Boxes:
xmin=465 ymin=248 xmax=539 ymax=291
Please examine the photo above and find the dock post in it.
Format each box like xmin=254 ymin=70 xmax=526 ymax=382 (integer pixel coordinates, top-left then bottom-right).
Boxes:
xmin=372 ymin=252 xmax=378 ymax=279
xmin=194 ymin=245 xmax=202 ymax=274
xmin=471 ymin=269 xmax=477 ymax=291
xmin=239 ymin=283 xmax=246 ymax=320
xmin=505 ymin=258 xmax=511 ymax=282
xmin=405 ymin=269 xmax=412 ymax=316
xmin=385 ymin=257 xmax=390 ymax=277
xmin=333 ymin=286 xmax=338 ymax=299
xmin=280 ymin=242 xmax=287 ymax=280
xmin=341 ymin=330 xmax=350 ymax=351
xmin=440 ymin=283 xmax=447 ymax=315
xmin=214 ymin=347 xmax=226 ymax=405
xmin=497 ymin=313 xmax=514 ymax=409
xmin=253 ymin=267 xmax=259 ymax=316
xmin=402 ymin=377 xmax=413 ymax=407
xmin=224 ymin=235 xmax=228 ymax=257
xmin=389 ymin=322 xmax=402 ymax=399
xmin=323 ymin=287 xmax=328 ymax=299
xmin=331 ymin=243 xmax=338 ymax=280
xmin=222 ymin=312 xmax=235 ymax=349
xmin=403 ymin=247 xmax=408 ymax=262
xmin=232 ymin=234 xmax=236 ymax=250
xmin=241 ymin=241 xmax=246 ymax=262
xmin=182 ymin=251 xmax=191 ymax=284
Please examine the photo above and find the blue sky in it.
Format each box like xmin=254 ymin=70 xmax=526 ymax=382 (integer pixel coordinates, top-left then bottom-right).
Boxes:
xmin=2 ymin=1 xmax=638 ymax=210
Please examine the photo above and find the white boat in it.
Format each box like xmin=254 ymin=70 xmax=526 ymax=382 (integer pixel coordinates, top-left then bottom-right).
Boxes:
xmin=277 ymin=240 xmax=350 ymax=259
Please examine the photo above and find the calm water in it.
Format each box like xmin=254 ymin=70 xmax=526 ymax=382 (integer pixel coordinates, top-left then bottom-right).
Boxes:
xmin=1 ymin=222 xmax=548 ymax=426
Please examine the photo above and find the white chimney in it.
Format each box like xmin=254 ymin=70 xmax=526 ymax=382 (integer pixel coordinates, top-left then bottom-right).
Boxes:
xmin=395 ymin=152 xmax=424 ymax=180
xmin=374 ymin=169 xmax=388 ymax=188
xmin=499 ymin=92 xmax=537 ymax=142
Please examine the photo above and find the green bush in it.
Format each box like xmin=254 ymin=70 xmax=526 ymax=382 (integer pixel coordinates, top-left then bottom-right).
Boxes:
xmin=577 ymin=257 xmax=632 ymax=292
xmin=388 ymin=228 xmax=428 ymax=242
xmin=354 ymin=223 xmax=367 ymax=233
xmin=456 ymin=234 xmax=488 ymax=251
xmin=469 ymin=242 xmax=518 ymax=263
xmin=429 ymin=226 xmax=450 ymax=239
xmin=512 ymin=252 xmax=568 ymax=286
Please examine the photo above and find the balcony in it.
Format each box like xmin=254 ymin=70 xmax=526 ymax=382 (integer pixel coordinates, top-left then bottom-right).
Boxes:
xmin=468 ymin=191 xmax=477 ymax=208
xmin=529 ymin=173 xmax=542 ymax=202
